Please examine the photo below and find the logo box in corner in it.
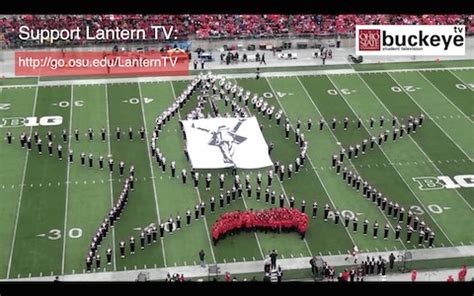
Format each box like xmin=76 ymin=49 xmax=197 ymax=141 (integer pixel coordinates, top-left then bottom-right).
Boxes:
xmin=356 ymin=25 xmax=466 ymax=56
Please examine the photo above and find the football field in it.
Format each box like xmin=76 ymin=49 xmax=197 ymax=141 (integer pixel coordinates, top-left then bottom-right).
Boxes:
xmin=0 ymin=63 xmax=473 ymax=279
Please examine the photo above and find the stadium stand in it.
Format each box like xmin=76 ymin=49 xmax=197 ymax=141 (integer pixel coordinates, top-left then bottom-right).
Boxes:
xmin=0 ymin=14 xmax=472 ymax=48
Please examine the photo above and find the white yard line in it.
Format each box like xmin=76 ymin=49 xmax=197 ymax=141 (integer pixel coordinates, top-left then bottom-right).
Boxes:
xmin=137 ymin=82 xmax=167 ymax=267
xmin=6 ymin=85 xmax=39 ymax=279
xmin=229 ymin=77 xmax=291 ymax=259
xmin=447 ymin=69 xmax=474 ymax=91
xmin=266 ymin=77 xmax=358 ymax=248
xmin=61 ymin=85 xmax=74 ymax=274
xmin=239 ymin=192 xmax=266 ymax=259
xmin=169 ymin=81 xmax=217 ymax=264
xmin=389 ymin=72 xmax=472 ymax=162
xmin=417 ymin=71 xmax=474 ymax=124
xmin=367 ymin=73 xmax=473 ymax=211
xmin=294 ymin=76 xmax=408 ymax=250
xmin=327 ymin=74 xmax=456 ymax=246
xmin=104 ymin=84 xmax=117 ymax=271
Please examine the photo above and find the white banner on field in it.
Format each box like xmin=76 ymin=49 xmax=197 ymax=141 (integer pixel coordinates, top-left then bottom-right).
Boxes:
xmin=182 ymin=117 xmax=273 ymax=169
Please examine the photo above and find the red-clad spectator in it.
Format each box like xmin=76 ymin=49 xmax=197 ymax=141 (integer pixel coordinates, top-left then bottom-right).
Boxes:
xmin=458 ymin=265 xmax=467 ymax=282
xmin=447 ymin=275 xmax=454 ymax=282
xmin=225 ymin=272 xmax=231 ymax=282
xmin=342 ymin=269 xmax=350 ymax=282
xmin=411 ymin=270 xmax=417 ymax=282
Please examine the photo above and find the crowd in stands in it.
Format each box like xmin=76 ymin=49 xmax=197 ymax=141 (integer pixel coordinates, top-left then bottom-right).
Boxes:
xmin=0 ymin=14 xmax=472 ymax=48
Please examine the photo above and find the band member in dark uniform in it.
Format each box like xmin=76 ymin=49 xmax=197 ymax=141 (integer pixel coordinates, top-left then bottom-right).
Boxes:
xmin=106 ymin=248 xmax=112 ymax=265
xmin=186 ymin=209 xmax=191 ymax=225
xmin=312 ymin=202 xmax=318 ymax=218
xmin=119 ymin=241 xmax=125 ymax=258
xmin=363 ymin=219 xmax=369 ymax=236
xmin=324 ymin=204 xmax=330 ymax=222
xmin=130 ymin=236 xmax=135 ymax=255
xmin=101 ymin=128 xmax=106 ymax=141
xmin=140 ymin=231 xmax=145 ymax=249
xmin=352 ymin=217 xmax=358 ymax=232
xmin=395 ymin=224 xmax=401 ymax=240
xmin=383 ymin=224 xmax=390 ymax=240
xmin=373 ymin=221 xmax=379 ymax=238
xmin=334 ymin=210 xmax=340 ymax=225
xmin=6 ymin=131 xmax=12 ymax=144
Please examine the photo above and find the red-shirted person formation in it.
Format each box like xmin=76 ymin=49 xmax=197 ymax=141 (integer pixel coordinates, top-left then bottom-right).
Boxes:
xmin=212 ymin=208 xmax=309 ymax=245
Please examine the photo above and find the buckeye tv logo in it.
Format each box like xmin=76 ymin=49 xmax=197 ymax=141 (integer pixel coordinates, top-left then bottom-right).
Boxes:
xmin=356 ymin=25 xmax=465 ymax=56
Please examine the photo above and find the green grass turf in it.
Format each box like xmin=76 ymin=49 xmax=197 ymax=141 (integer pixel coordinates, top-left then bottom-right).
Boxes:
xmin=0 ymin=65 xmax=472 ymax=279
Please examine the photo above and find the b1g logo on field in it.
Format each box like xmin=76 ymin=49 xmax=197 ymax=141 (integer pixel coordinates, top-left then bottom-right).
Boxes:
xmin=358 ymin=29 xmax=381 ymax=51
xmin=413 ymin=175 xmax=474 ymax=191
xmin=0 ymin=116 xmax=63 ymax=128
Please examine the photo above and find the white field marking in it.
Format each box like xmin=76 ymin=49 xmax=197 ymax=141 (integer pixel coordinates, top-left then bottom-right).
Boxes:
xmin=36 ymin=233 xmax=45 ymax=237
xmin=243 ymin=257 xmax=246 ymax=261
xmin=0 ymin=66 xmax=464 ymax=90
xmin=375 ymin=248 xmax=379 ymax=252
xmin=233 ymin=258 xmax=236 ymax=262
xmin=280 ymin=255 xmax=284 ymax=259
xmin=61 ymin=85 xmax=74 ymax=275
xmin=386 ymin=73 xmax=473 ymax=211
xmin=290 ymin=254 xmax=294 ymax=258
xmin=72 ymin=269 xmax=75 ymax=274
xmin=223 ymin=259 xmax=226 ymax=263
xmin=385 ymin=247 xmax=389 ymax=251
xmin=267 ymin=77 xmax=344 ymax=255
xmin=244 ymin=78 xmax=311 ymax=258
xmin=319 ymin=252 xmax=323 ymax=256
xmin=39 ymin=272 xmax=42 ymax=277
xmin=7 ymin=85 xmax=38 ymax=279
xmin=340 ymin=74 xmax=458 ymax=244
xmin=292 ymin=76 xmax=385 ymax=248
xmin=104 ymin=84 xmax=117 ymax=271
xmin=447 ymin=69 xmax=474 ymax=91
xmin=418 ymin=72 xmax=473 ymax=123
xmin=50 ymin=271 xmax=53 ymax=276
xmin=239 ymin=193 xmax=265 ymax=259
xmin=174 ymin=262 xmax=177 ymax=267
xmin=338 ymin=250 xmax=341 ymax=255
xmin=169 ymin=81 xmax=217 ymax=264
xmin=328 ymin=251 xmax=332 ymax=256
xmin=138 ymin=82 xmax=167 ymax=267
xmin=389 ymin=73 xmax=472 ymax=161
